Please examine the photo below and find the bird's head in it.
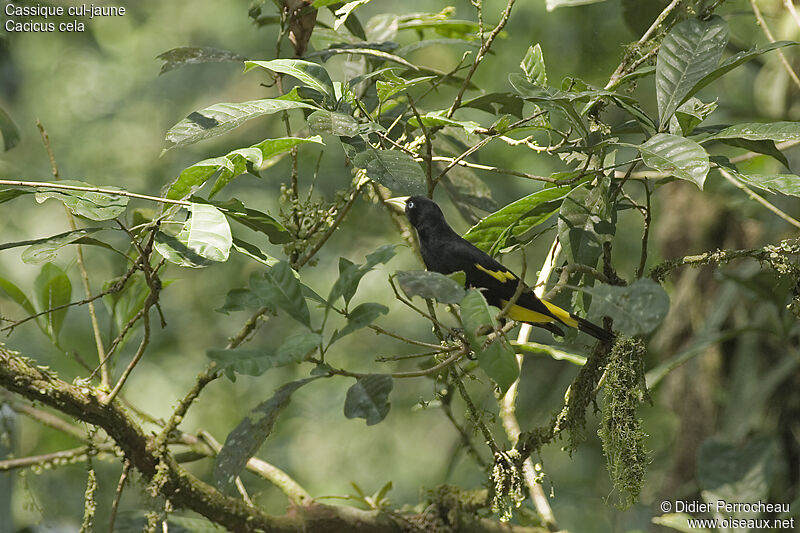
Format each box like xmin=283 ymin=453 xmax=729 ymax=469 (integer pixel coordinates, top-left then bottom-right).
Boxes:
xmin=385 ymin=196 xmax=446 ymax=230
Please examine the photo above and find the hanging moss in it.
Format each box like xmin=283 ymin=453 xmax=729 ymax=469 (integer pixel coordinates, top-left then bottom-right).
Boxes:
xmin=597 ymin=337 xmax=650 ymax=509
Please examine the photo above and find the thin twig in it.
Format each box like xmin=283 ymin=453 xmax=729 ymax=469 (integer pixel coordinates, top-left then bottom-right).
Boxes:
xmin=636 ymin=179 xmax=652 ymax=278
xmin=198 ymin=432 xmax=254 ymax=507
xmin=0 ymin=179 xmax=190 ymax=206
xmin=108 ymin=460 xmax=131 ymax=533
xmin=36 ymin=122 xmax=110 ymax=387
xmin=105 ymin=304 xmax=151 ymax=404
xmin=750 ymin=0 xmax=800 ymax=89
xmin=451 ymin=367 xmax=499 ymax=454
xmin=447 ymin=0 xmax=517 ymax=117
xmin=785 ymin=0 xmax=800 ymax=29
xmin=718 ymin=167 xmax=800 ymax=228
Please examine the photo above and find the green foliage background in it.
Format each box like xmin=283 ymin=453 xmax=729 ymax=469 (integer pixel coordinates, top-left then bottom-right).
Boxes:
xmin=1 ymin=0 xmax=799 ymax=531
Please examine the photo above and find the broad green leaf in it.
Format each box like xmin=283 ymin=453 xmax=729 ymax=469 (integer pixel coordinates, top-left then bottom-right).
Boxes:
xmin=395 ymin=270 xmax=465 ymax=304
xmin=208 ymin=333 xmax=321 ymax=380
xmin=397 ymin=18 xmax=480 ymax=38
xmin=215 ymin=199 xmax=291 ymax=244
xmin=691 ymin=41 xmax=798 ymax=99
xmin=207 ymin=136 xmax=324 ymax=197
xmin=656 ymin=16 xmax=729 ymax=124
xmin=395 ymin=38 xmax=479 ymax=57
xmin=165 ymin=99 xmax=317 ymax=149
xmin=670 ymin=97 xmax=717 ymax=136
xmin=462 ymin=92 xmax=525 ymax=118
xmin=232 ymin=238 xmax=279 ymax=267
xmin=245 ymin=59 xmax=334 ymax=98
xmin=35 ymin=180 xmax=128 ymax=220
xmin=20 ymin=229 xmax=105 ymax=264
xmin=154 ymin=231 xmax=211 ymax=268
xmin=634 ymin=133 xmax=710 ymax=189
xmin=557 ymin=182 xmax=613 ymax=267
xmin=546 ymin=0 xmax=607 ymax=10
xmin=156 ymin=46 xmax=246 ymax=75
xmin=512 ymin=341 xmax=587 ymax=366
xmin=214 ymin=378 xmax=317 ymax=494
xmin=698 ymin=436 xmax=779 ymax=517
xmin=186 ymin=203 xmax=232 ymax=262
xmin=333 ymin=0 xmax=373 ymax=30
xmin=34 ymin=263 xmax=72 ymax=342
xmin=586 ymin=279 xmax=669 ymax=336
xmin=251 ymin=261 xmax=310 ymax=326
xmin=307 ymin=110 xmax=360 ymax=136
xmin=344 ymin=374 xmax=393 ymax=425
xmin=166 ymin=157 xmax=233 ymax=201
xmin=705 ymin=121 xmax=800 ymax=143
xmin=464 ymin=186 xmax=570 ymax=255
xmin=407 ymin=111 xmax=481 ymax=135
xmin=520 ymin=44 xmax=547 ymax=86
xmin=460 ymin=289 xmax=518 ymax=394
xmin=440 ymin=165 xmax=496 ymax=225
xmin=0 ymin=276 xmax=37 ymax=317
xmin=651 ymin=513 xmax=710 ymax=533
xmin=216 ymin=288 xmax=261 ymax=314
xmin=726 ymin=170 xmax=800 ymax=197
xmin=477 ymin=338 xmax=519 ymax=396
xmin=314 ymin=46 xmax=419 ymax=71
xmin=376 ymin=71 xmax=436 ymax=102
xmin=0 ymin=188 xmax=32 ymax=205
xmin=718 ymin=138 xmax=789 ymax=168
xmin=0 ymin=107 xmax=20 ymax=152
xmin=355 ymin=150 xmax=427 ymax=196
xmin=332 ymin=303 xmax=389 ymax=342
xmin=329 ymin=245 xmax=397 ymax=305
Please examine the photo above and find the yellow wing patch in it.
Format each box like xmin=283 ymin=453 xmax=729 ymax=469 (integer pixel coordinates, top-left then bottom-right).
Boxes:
xmin=502 ymin=300 xmax=579 ymax=328
xmin=475 ymin=263 xmax=516 ymax=283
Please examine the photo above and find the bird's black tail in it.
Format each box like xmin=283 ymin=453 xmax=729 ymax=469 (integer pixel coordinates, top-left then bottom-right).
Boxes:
xmin=573 ymin=314 xmax=614 ymax=343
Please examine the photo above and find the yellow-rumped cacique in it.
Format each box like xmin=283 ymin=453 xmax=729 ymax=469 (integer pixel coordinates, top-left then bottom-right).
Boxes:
xmin=386 ymin=195 xmax=613 ymax=343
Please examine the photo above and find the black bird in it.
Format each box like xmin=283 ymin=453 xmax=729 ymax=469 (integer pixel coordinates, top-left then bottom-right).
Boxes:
xmin=386 ymin=195 xmax=613 ymax=343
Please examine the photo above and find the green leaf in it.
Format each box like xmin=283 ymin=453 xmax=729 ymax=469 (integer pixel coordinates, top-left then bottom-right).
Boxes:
xmin=34 ymin=263 xmax=72 ymax=342
xmin=231 ymin=238 xmax=280 ymax=267
xmin=520 ymin=44 xmax=547 ymax=86
xmin=395 ymin=270 xmax=465 ymax=304
xmin=165 ymin=99 xmax=317 ymax=149
xmin=0 ymin=188 xmax=32 ymax=205
xmin=376 ymin=71 xmax=436 ymax=102
xmin=245 ymin=59 xmax=334 ymax=98
xmin=35 ymin=180 xmax=128 ymax=221
xmin=332 ymin=303 xmax=389 ymax=343
xmin=154 ymin=231 xmax=211 ymax=268
xmin=407 ymin=111 xmax=481 ymax=135
xmin=477 ymin=338 xmax=519 ymax=396
xmin=344 ymin=374 xmax=393 ymax=425
xmin=0 ymin=107 xmax=20 ymax=152
xmin=726 ymin=170 xmax=800 ymax=197
xmin=656 ymin=16 xmax=729 ymax=124
xmin=705 ymin=121 xmax=800 ymax=143
xmin=670 ymin=97 xmax=717 ymax=136
xmin=464 ymin=186 xmax=570 ymax=255
xmin=214 ymin=378 xmax=316 ymax=494
xmin=440 ymin=166 xmax=497 ymax=225
xmin=698 ymin=436 xmax=779 ymax=515
xmin=557 ymin=182 xmax=613 ymax=267
xmin=251 ymin=261 xmax=311 ymax=326
xmin=0 ymin=276 xmax=37 ymax=317
xmin=546 ymin=0 xmax=607 ymax=10
xmin=460 ymin=289 xmax=518 ymax=394
xmin=215 ymin=199 xmax=291 ymax=244
xmin=156 ymin=46 xmax=246 ymax=75
xmin=307 ymin=110 xmax=361 ymax=136
xmin=186 ymin=203 xmax=232 ymax=262
xmin=691 ymin=41 xmax=798 ymax=99
xmin=328 ymin=245 xmax=398 ymax=306
xmin=512 ymin=341 xmax=587 ymax=366
xmin=208 ymin=332 xmax=321 ymax=380
xmin=634 ymin=133 xmax=710 ymax=189
xmin=586 ymin=279 xmax=670 ymax=336
xmin=216 ymin=288 xmax=261 ymax=314
xmin=355 ymin=150 xmax=427 ymax=196
xmin=651 ymin=513 xmax=710 ymax=533
xmin=20 ymin=228 xmax=104 ymax=264
xmin=717 ymin=138 xmax=789 ymax=168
